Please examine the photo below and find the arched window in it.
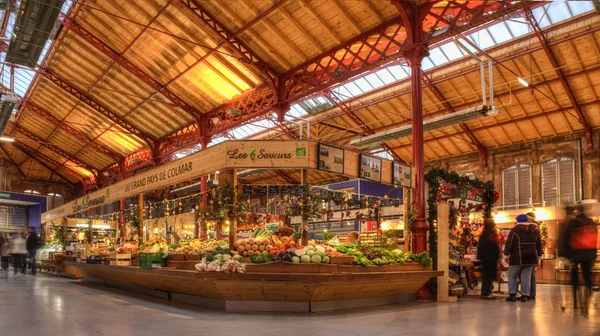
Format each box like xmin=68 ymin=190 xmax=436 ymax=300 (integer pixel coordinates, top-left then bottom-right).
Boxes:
xmin=47 ymin=193 xmax=62 ymax=197
xmin=502 ymin=164 xmax=532 ymax=210
xmin=23 ymin=190 xmax=40 ymax=194
xmin=542 ymin=157 xmax=575 ymax=206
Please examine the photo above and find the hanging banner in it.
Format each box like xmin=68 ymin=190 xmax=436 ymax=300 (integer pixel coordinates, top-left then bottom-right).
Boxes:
xmin=393 ymin=162 xmax=412 ymax=188
xmin=360 ymin=154 xmax=382 ymax=182
xmin=317 ymin=143 xmax=344 ymax=174
xmin=42 ymin=140 xmax=312 ymax=223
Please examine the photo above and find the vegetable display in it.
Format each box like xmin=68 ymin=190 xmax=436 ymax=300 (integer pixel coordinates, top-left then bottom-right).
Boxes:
xmin=332 ymin=244 xmax=431 ymax=267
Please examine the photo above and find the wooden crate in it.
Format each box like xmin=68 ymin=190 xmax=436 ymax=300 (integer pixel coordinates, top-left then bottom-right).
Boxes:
xmin=329 ymin=256 xmax=355 ymax=265
xmin=110 ymin=253 xmax=132 ymax=266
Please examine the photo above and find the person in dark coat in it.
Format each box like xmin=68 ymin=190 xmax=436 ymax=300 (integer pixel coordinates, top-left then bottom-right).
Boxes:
xmin=503 ymin=214 xmax=542 ymax=302
xmin=477 ymin=218 xmax=500 ymax=299
xmin=557 ymin=204 xmax=597 ymax=314
xmin=525 ymin=211 xmax=540 ymax=300
xmin=26 ymin=227 xmax=38 ymax=275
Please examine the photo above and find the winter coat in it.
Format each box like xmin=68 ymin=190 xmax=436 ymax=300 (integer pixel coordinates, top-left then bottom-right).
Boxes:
xmin=0 ymin=238 xmax=8 ymax=257
xmin=26 ymin=232 xmax=38 ymax=252
xmin=9 ymin=237 xmax=27 ymax=254
xmin=503 ymin=222 xmax=542 ymax=266
xmin=477 ymin=229 xmax=500 ymax=261
xmin=557 ymin=213 xmax=597 ymax=262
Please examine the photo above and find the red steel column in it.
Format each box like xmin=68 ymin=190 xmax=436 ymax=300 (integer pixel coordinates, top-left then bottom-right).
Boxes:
xmin=199 ymin=137 xmax=210 ymax=238
xmin=405 ymin=45 xmax=429 ymax=254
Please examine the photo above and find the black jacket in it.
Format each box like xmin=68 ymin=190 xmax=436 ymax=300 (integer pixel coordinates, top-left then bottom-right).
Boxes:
xmin=477 ymin=229 xmax=500 ymax=261
xmin=26 ymin=233 xmax=38 ymax=252
xmin=503 ymin=222 xmax=542 ymax=265
xmin=558 ymin=213 xmax=597 ymax=262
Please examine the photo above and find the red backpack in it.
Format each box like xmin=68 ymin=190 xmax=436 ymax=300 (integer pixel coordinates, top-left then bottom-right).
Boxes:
xmin=569 ymin=222 xmax=598 ymax=250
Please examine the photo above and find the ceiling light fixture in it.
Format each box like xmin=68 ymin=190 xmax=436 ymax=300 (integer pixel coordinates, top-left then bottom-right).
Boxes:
xmin=0 ymin=136 xmax=15 ymax=142
xmin=350 ymin=105 xmax=499 ymax=150
xmin=517 ymin=77 xmax=529 ymax=87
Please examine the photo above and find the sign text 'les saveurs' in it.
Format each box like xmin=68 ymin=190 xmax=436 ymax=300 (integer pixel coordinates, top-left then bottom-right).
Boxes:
xmin=125 ymin=162 xmax=193 ymax=192
xmin=227 ymin=147 xmax=306 ymax=160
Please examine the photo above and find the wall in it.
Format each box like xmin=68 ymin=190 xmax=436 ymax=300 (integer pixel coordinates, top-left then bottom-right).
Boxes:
xmin=426 ymin=132 xmax=600 ymax=208
xmin=325 ymin=179 xmax=403 ymax=198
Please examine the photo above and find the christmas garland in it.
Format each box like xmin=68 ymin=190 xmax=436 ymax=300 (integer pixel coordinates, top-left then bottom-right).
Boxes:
xmin=424 ymin=168 xmax=499 ymax=271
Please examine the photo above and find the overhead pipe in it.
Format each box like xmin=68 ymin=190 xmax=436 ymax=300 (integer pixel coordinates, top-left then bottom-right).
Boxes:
xmin=453 ymin=36 xmax=495 ymax=108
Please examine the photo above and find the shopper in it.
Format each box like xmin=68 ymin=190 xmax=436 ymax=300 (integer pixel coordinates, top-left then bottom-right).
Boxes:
xmin=503 ymin=214 xmax=542 ymax=302
xmin=477 ymin=218 xmax=500 ymax=299
xmin=26 ymin=227 xmax=39 ymax=275
xmin=0 ymin=233 xmax=9 ymax=272
xmin=525 ymin=211 xmax=540 ymax=300
xmin=557 ymin=204 xmax=597 ymax=315
xmin=9 ymin=232 xmax=27 ymax=274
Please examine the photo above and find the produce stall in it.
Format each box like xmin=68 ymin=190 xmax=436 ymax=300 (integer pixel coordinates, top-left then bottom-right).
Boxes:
xmin=45 ymin=140 xmax=441 ymax=312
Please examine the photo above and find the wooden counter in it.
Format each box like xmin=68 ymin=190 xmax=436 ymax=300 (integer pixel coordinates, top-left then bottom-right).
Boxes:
xmin=69 ymin=263 xmax=442 ymax=312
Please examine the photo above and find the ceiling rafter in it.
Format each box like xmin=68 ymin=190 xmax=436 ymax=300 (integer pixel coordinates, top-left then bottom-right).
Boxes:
xmin=11 ymin=141 xmax=83 ymax=187
xmin=39 ymin=69 xmax=153 ymax=144
xmin=324 ymin=90 xmax=404 ymax=163
xmin=0 ymin=143 xmax=26 ymax=178
xmin=298 ymin=0 xmax=342 ymax=44
xmin=9 ymin=121 xmax=98 ymax=175
xmin=525 ymin=8 xmax=594 ymax=152
xmin=56 ymin=14 xmax=205 ymax=127
xmin=22 ymin=100 xmax=123 ymax=160
xmin=421 ymin=71 xmax=488 ymax=168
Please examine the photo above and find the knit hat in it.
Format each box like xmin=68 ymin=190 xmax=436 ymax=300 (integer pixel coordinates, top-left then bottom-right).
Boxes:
xmin=516 ymin=214 xmax=529 ymax=222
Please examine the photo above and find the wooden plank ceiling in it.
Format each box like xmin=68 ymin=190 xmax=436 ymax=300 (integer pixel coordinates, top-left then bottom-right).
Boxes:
xmin=1 ymin=0 xmax=598 ymax=187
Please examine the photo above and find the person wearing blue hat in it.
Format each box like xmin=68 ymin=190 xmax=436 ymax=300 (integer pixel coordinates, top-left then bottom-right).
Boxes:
xmin=503 ymin=214 xmax=542 ymax=302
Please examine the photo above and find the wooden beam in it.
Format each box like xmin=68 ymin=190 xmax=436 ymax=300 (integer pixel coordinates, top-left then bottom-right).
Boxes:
xmin=0 ymin=144 xmax=26 ymax=178
xmin=298 ymin=0 xmax=342 ymax=44
xmin=331 ymin=0 xmax=362 ymax=34
xmin=277 ymin=6 xmax=323 ymax=53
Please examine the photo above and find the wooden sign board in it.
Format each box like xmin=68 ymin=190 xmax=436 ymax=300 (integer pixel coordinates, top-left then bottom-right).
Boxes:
xmin=393 ymin=162 xmax=412 ymax=188
xmin=317 ymin=143 xmax=344 ymax=174
xmin=359 ymin=154 xmax=382 ymax=182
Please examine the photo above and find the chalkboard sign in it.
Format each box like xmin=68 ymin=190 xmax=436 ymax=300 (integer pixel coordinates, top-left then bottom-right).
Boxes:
xmin=268 ymin=185 xmax=280 ymax=195
xmin=256 ymin=185 xmax=268 ymax=196
xmin=352 ymin=194 xmax=359 ymax=202
xmin=281 ymin=185 xmax=293 ymax=195
xmin=242 ymin=185 xmax=253 ymax=195
xmin=295 ymin=185 xmax=305 ymax=195
xmin=393 ymin=199 xmax=401 ymax=207
xmin=368 ymin=197 xmax=377 ymax=205
xmin=334 ymin=192 xmax=343 ymax=201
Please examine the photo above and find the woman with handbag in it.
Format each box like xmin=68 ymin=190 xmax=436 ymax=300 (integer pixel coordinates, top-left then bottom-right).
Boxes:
xmin=477 ymin=218 xmax=500 ymax=299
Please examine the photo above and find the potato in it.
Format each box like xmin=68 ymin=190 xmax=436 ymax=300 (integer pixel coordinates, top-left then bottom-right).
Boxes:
xmin=234 ymin=241 xmax=240 ymax=248
xmin=266 ymin=245 xmax=273 ymax=251
xmin=254 ymin=251 xmax=260 ymax=255
xmin=242 ymin=251 xmax=248 ymax=256
xmin=238 ymin=246 xmax=245 ymax=253
xmin=258 ymin=245 xmax=265 ymax=251
xmin=245 ymin=244 xmax=252 ymax=251
xmin=248 ymin=238 xmax=256 ymax=245
xmin=252 ymin=244 xmax=259 ymax=251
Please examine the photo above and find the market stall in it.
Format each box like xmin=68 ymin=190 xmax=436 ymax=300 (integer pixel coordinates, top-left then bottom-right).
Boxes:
xmin=42 ymin=140 xmax=441 ymax=312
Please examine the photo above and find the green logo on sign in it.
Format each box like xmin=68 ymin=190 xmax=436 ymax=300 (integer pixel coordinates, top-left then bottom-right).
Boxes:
xmin=250 ymin=150 xmax=256 ymax=159
xmin=296 ymin=148 xmax=306 ymax=157
xmin=0 ymin=192 xmax=10 ymax=199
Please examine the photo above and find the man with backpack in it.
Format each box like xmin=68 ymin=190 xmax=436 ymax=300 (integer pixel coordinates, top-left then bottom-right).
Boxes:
xmin=557 ymin=204 xmax=598 ymax=315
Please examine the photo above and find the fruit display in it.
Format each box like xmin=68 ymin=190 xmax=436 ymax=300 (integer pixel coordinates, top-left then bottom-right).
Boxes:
xmin=115 ymin=241 xmax=138 ymax=253
xmin=284 ymin=245 xmax=330 ymax=264
xmin=138 ymin=237 xmax=169 ymax=253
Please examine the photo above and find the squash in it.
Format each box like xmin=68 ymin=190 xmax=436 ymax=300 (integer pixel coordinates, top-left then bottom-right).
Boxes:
xmin=280 ymin=236 xmax=290 ymax=244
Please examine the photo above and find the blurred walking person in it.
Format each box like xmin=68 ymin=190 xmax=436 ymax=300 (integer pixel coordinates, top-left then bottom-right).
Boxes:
xmin=526 ymin=211 xmax=540 ymax=300
xmin=9 ymin=232 xmax=27 ymax=275
xmin=0 ymin=233 xmax=9 ymax=273
xmin=557 ymin=204 xmax=597 ymax=315
xmin=503 ymin=214 xmax=542 ymax=302
xmin=477 ymin=218 xmax=500 ymax=299
xmin=26 ymin=227 xmax=39 ymax=275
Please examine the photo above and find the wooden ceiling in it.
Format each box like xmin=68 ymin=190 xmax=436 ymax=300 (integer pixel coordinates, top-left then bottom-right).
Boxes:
xmin=0 ymin=0 xmax=597 ymax=188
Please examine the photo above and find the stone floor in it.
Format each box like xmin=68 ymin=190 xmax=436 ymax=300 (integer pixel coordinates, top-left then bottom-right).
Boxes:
xmin=0 ymin=271 xmax=598 ymax=336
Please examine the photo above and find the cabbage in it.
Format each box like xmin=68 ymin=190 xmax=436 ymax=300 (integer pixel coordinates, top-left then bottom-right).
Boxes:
xmin=315 ymin=250 xmax=327 ymax=258
xmin=322 ymin=256 xmax=330 ymax=264
xmin=311 ymin=255 xmax=322 ymax=263
xmin=295 ymin=249 xmax=306 ymax=257
xmin=306 ymin=250 xmax=315 ymax=257
xmin=300 ymin=255 xmax=311 ymax=263
xmin=232 ymin=255 xmax=243 ymax=262
xmin=292 ymin=256 xmax=300 ymax=263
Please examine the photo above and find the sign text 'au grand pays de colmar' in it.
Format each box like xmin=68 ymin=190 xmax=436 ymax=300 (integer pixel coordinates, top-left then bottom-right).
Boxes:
xmin=42 ymin=141 xmax=310 ymax=222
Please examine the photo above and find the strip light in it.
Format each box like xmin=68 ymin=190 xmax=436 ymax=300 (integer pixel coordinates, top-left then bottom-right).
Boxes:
xmin=517 ymin=77 xmax=529 ymax=87
xmin=350 ymin=105 xmax=499 ymax=150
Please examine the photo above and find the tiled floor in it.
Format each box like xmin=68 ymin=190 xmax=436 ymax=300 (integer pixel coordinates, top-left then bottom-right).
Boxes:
xmin=0 ymin=271 xmax=598 ymax=336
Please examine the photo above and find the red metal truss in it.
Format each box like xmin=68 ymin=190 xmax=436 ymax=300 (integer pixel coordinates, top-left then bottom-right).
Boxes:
xmin=324 ymin=90 xmax=404 ymax=163
xmin=179 ymin=0 xmax=281 ymax=81
xmin=39 ymin=69 xmax=153 ymax=143
xmin=10 ymin=143 xmax=76 ymax=186
xmin=12 ymin=140 xmax=94 ymax=188
xmin=22 ymin=100 xmax=123 ymax=161
xmin=525 ymin=9 xmax=593 ymax=152
xmin=421 ymin=71 xmax=488 ymax=168
xmin=57 ymin=15 xmax=204 ymax=126
xmin=9 ymin=121 xmax=98 ymax=174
